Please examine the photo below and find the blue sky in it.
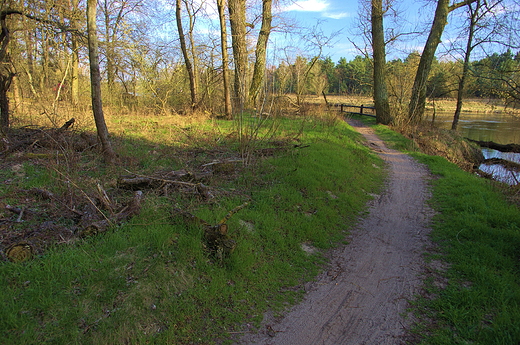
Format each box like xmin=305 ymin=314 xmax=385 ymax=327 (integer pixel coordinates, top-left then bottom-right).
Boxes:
xmin=275 ymin=0 xmax=519 ymax=64
xmin=275 ymin=0 xmax=428 ymax=63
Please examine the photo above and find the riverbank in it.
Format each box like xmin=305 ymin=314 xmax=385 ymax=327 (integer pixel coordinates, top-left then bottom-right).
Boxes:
xmin=236 ymin=118 xmax=434 ymax=344
xmin=374 ymin=122 xmax=520 ymax=344
xmin=1 ymin=113 xmax=519 ymax=344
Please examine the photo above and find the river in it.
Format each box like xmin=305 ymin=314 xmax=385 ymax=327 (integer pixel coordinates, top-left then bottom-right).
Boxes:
xmin=424 ymin=111 xmax=520 ymax=184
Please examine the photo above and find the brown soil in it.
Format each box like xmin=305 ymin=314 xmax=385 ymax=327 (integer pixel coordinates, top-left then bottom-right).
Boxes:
xmin=235 ymin=119 xmax=434 ymax=345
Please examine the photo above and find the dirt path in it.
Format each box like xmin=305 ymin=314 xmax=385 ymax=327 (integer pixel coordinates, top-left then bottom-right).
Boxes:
xmin=235 ymin=119 xmax=433 ymax=345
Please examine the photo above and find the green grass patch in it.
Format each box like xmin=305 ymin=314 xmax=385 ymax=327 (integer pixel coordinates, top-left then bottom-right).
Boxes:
xmin=411 ymin=153 xmax=520 ymax=345
xmin=372 ymin=120 xmax=520 ymax=344
xmin=0 ymin=116 xmax=384 ymax=344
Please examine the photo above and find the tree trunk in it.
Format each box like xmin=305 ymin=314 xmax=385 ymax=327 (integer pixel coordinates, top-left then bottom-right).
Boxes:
xmin=103 ymin=0 xmax=116 ymax=94
xmin=249 ymin=0 xmax=272 ymax=108
xmin=227 ymin=0 xmax=247 ymax=113
xmin=452 ymin=0 xmax=480 ymax=130
xmin=408 ymin=0 xmax=450 ymax=123
xmin=0 ymin=10 xmax=17 ymax=133
xmin=408 ymin=0 xmax=476 ymax=123
xmin=186 ymin=0 xmax=200 ymax=107
xmin=217 ymin=0 xmax=232 ymax=118
xmin=371 ymin=0 xmax=392 ymax=125
xmin=70 ymin=0 xmax=80 ymax=105
xmin=87 ymin=0 xmax=116 ymax=163
xmin=176 ymin=0 xmax=198 ymax=109
xmin=71 ymin=37 xmax=80 ymax=105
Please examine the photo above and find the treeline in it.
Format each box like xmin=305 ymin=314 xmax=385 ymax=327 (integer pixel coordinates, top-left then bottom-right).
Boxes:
xmin=275 ymin=50 xmax=520 ymax=108
xmin=1 ymin=0 xmax=520 ymax=133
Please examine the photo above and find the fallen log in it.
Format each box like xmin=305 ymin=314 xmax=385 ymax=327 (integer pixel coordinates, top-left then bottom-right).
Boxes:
xmin=79 ymin=190 xmax=143 ymax=237
xmin=482 ymin=158 xmax=520 ymax=172
xmin=466 ymin=138 xmax=520 ymax=153
xmin=5 ymin=242 xmax=34 ymax=262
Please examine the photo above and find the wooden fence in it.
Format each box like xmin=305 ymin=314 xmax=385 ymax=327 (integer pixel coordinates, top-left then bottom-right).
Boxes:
xmin=336 ymin=104 xmax=376 ymax=118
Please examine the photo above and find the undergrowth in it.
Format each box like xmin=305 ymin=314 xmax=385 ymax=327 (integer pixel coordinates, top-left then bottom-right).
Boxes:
xmin=0 ymin=115 xmax=384 ymax=344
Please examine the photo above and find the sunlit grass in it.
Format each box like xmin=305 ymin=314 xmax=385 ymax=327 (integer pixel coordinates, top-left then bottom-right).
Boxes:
xmin=369 ymin=119 xmax=520 ymax=345
xmin=0 ymin=113 xmax=384 ymax=344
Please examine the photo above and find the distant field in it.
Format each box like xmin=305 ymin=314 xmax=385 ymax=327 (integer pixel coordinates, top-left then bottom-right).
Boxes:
xmin=295 ymin=94 xmax=520 ymax=115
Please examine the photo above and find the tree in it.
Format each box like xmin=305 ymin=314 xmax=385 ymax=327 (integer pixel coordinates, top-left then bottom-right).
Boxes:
xmin=216 ymin=0 xmax=232 ymax=118
xmin=451 ymin=0 xmax=508 ymax=129
xmin=408 ymin=0 xmax=475 ymax=123
xmin=87 ymin=0 xmax=116 ymax=163
xmin=227 ymin=0 xmax=247 ymax=113
xmin=0 ymin=7 xmax=71 ymax=131
xmin=371 ymin=0 xmax=392 ymax=124
xmin=176 ymin=0 xmax=198 ymax=108
xmin=249 ymin=0 xmax=272 ymax=107
xmin=100 ymin=0 xmax=143 ymax=95
xmin=473 ymin=50 xmax=520 ymax=106
xmin=69 ymin=0 xmax=81 ymax=106
xmin=0 ymin=10 xmax=17 ymax=132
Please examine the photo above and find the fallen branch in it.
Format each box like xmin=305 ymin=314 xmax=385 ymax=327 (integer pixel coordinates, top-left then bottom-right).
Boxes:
xmin=467 ymin=138 xmax=520 ymax=153
xmin=482 ymin=158 xmax=520 ymax=172
xmin=79 ymin=191 xmax=143 ymax=237
xmin=119 ymin=169 xmax=215 ymax=200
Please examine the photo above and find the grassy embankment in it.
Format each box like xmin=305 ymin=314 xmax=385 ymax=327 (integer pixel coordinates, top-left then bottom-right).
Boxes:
xmin=375 ymin=121 xmax=520 ymax=345
xmin=0 ymin=112 xmax=384 ymax=344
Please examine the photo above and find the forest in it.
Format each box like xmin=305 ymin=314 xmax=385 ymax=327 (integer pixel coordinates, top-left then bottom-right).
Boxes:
xmin=0 ymin=0 xmax=519 ymax=135
xmin=2 ymin=1 xmax=520 ymax=343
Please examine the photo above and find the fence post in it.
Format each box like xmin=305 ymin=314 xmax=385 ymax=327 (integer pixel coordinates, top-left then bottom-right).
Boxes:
xmin=360 ymin=104 xmax=364 ymax=115
xmin=340 ymin=104 xmax=344 ymax=113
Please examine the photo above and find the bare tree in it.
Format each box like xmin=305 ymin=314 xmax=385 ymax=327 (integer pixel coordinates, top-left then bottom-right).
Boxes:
xmin=228 ymin=0 xmax=247 ymax=113
xmin=176 ymin=0 xmax=198 ymax=108
xmin=451 ymin=0 xmax=508 ymax=130
xmin=0 ymin=10 xmax=17 ymax=132
xmin=249 ymin=0 xmax=272 ymax=107
xmin=408 ymin=0 xmax=476 ymax=123
xmin=371 ymin=0 xmax=392 ymax=124
xmin=216 ymin=0 xmax=232 ymax=118
xmin=87 ymin=0 xmax=116 ymax=163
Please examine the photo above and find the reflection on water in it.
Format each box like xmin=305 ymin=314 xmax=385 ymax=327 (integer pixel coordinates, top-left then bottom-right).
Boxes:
xmin=424 ymin=111 xmax=520 ymax=184
xmin=424 ymin=111 xmax=520 ymax=144
xmin=480 ymin=149 xmax=520 ymax=185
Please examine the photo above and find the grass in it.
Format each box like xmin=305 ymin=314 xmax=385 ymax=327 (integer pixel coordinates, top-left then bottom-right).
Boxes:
xmin=372 ymin=119 xmax=520 ymax=345
xmin=0 ymin=114 xmax=384 ymax=344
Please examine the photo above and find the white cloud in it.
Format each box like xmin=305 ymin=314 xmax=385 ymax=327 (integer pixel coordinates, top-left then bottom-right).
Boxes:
xmin=283 ymin=0 xmax=330 ymax=12
xmin=324 ymin=12 xmax=349 ymax=19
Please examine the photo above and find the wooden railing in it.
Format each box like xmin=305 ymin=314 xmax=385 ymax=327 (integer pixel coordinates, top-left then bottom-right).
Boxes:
xmin=336 ymin=104 xmax=376 ymax=118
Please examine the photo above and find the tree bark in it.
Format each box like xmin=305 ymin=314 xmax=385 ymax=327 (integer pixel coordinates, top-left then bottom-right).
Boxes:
xmin=371 ymin=0 xmax=392 ymax=125
xmin=176 ymin=0 xmax=198 ymax=109
xmin=408 ymin=0 xmax=475 ymax=123
xmin=87 ymin=0 xmax=116 ymax=163
xmin=71 ymin=36 xmax=80 ymax=105
xmin=249 ymin=0 xmax=272 ymax=108
xmin=217 ymin=0 xmax=233 ymax=118
xmin=103 ymin=0 xmax=116 ymax=94
xmin=227 ymin=0 xmax=247 ymax=113
xmin=0 ymin=10 xmax=18 ymax=133
xmin=68 ymin=0 xmax=80 ymax=105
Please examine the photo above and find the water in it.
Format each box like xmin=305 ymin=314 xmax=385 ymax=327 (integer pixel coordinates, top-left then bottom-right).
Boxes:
xmin=424 ymin=111 xmax=520 ymax=184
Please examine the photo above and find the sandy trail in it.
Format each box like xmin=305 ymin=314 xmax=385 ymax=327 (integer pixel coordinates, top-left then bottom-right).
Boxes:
xmin=236 ymin=119 xmax=433 ymax=345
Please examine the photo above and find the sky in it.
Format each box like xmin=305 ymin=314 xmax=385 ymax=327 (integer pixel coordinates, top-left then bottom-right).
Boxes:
xmin=276 ymin=0 xmax=520 ymax=64
xmin=274 ymin=0 xmax=428 ymax=63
